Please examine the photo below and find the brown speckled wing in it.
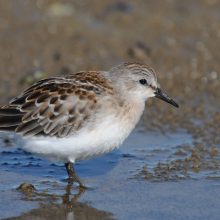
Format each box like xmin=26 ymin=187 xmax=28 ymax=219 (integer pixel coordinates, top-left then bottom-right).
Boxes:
xmin=0 ymin=71 xmax=113 ymax=138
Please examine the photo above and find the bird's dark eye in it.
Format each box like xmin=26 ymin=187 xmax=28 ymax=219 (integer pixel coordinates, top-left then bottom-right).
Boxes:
xmin=139 ymin=79 xmax=147 ymax=85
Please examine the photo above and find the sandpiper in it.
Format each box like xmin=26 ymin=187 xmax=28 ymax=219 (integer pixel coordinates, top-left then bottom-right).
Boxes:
xmin=0 ymin=62 xmax=178 ymax=188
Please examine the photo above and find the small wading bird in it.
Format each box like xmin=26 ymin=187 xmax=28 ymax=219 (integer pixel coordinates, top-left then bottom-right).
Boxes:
xmin=0 ymin=62 xmax=178 ymax=188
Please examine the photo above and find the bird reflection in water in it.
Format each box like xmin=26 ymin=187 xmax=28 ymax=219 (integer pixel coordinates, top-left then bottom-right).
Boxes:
xmin=5 ymin=181 xmax=115 ymax=220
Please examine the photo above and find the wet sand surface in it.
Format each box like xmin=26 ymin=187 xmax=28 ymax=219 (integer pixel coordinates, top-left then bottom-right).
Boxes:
xmin=0 ymin=0 xmax=220 ymax=219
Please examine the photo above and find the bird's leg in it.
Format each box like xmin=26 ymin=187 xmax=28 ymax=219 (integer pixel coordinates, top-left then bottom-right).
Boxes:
xmin=65 ymin=162 xmax=88 ymax=189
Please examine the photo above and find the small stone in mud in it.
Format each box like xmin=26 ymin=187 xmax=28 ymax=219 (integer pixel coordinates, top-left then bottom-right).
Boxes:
xmin=18 ymin=183 xmax=35 ymax=192
xmin=174 ymin=150 xmax=187 ymax=156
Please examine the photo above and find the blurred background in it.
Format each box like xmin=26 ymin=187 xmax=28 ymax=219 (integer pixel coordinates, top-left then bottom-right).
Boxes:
xmin=0 ymin=0 xmax=220 ymax=219
xmin=0 ymin=0 xmax=219 ymax=130
xmin=1 ymin=0 xmax=220 ymax=174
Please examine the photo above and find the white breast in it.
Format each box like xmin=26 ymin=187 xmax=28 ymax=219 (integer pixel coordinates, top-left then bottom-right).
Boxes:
xmin=20 ymin=114 xmax=135 ymax=163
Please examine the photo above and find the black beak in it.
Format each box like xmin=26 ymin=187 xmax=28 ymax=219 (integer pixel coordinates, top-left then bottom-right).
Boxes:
xmin=154 ymin=88 xmax=179 ymax=108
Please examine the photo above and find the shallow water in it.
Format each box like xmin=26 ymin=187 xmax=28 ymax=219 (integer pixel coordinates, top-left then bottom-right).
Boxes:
xmin=1 ymin=129 xmax=220 ymax=220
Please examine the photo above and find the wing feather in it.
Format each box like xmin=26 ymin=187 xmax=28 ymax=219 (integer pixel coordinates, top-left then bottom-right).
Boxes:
xmin=15 ymin=120 xmax=40 ymax=133
xmin=22 ymin=125 xmax=45 ymax=138
xmin=0 ymin=71 xmax=113 ymax=138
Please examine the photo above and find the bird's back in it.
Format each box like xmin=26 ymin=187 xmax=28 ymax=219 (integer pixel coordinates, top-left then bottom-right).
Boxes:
xmin=0 ymin=71 xmax=114 ymax=138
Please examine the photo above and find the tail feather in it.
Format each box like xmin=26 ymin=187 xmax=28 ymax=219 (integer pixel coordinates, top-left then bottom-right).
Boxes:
xmin=0 ymin=115 xmax=22 ymax=127
xmin=0 ymin=108 xmax=24 ymax=116
xmin=0 ymin=126 xmax=17 ymax=132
